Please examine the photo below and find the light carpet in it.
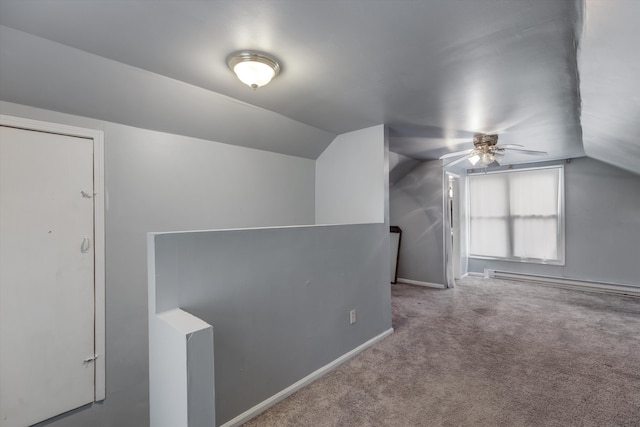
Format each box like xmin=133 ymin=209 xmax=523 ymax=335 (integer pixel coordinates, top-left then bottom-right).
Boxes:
xmin=243 ymin=276 xmax=640 ymax=426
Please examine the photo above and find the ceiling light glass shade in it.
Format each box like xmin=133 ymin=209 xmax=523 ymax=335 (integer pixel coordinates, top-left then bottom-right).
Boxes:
xmin=469 ymin=152 xmax=497 ymax=166
xmin=227 ymin=51 xmax=281 ymax=89
xmin=480 ymin=153 xmax=495 ymax=165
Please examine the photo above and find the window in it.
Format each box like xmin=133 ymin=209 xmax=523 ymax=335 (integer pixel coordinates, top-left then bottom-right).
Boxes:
xmin=468 ymin=165 xmax=564 ymax=264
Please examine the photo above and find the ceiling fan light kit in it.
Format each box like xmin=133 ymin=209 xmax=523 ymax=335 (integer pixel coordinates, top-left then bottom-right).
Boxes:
xmin=473 ymin=134 xmax=499 ymax=148
xmin=227 ymin=50 xmax=281 ymax=89
xmin=440 ymin=133 xmax=547 ymax=168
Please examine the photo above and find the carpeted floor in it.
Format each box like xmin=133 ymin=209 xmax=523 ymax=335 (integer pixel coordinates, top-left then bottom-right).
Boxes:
xmin=242 ymin=277 xmax=640 ymax=426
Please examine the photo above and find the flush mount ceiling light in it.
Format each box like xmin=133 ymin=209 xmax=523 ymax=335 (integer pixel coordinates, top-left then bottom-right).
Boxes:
xmin=227 ymin=51 xmax=281 ymax=89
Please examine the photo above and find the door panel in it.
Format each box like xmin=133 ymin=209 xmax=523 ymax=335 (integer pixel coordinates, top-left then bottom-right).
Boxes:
xmin=0 ymin=126 xmax=95 ymax=427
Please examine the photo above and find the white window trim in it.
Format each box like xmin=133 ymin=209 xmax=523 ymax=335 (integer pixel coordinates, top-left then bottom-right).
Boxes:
xmin=466 ymin=164 xmax=565 ymax=266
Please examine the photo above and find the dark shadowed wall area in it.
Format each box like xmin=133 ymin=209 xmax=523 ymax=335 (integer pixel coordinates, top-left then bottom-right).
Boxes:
xmin=389 ymin=160 xmax=446 ymax=285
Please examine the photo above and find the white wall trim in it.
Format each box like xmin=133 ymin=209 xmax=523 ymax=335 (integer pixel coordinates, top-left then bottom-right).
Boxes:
xmin=463 ymin=272 xmax=486 ymax=278
xmin=0 ymin=114 xmax=106 ymax=401
xmin=220 ymin=328 xmax=394 ymax=427
xmin=490 ymin=270 xmax=640 ymax=298
xmin=396 ymin=278 xmax=447 ymax=289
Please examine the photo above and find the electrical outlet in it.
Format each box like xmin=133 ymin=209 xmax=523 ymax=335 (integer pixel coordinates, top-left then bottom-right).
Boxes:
xmin=349 ymin=309 xmax=357 ymax=325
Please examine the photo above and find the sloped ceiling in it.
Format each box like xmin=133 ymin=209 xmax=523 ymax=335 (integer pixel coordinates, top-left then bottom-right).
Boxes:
xmin=0 ymin=1 xmax=638 ymax=173
xmin=579 ymin=0 xmax=640 ymax=174
xmin=0 ymin=25 xmax=334 ymax=159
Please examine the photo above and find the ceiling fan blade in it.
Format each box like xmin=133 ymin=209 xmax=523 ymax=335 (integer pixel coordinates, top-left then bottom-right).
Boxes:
xmin=504 ymin=147 xmax=548 ymax=155
xmin=443 ymin=156 xmax=471 ymax=168
xmin=500 ymin=144 xmax=524 ymax=149
xmin=439 ymin=149 xmax=473 ymax=160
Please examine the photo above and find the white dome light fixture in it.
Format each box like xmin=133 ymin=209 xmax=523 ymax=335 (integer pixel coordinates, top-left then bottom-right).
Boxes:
xmin=227 ymin=51 xmax=281 ymax=89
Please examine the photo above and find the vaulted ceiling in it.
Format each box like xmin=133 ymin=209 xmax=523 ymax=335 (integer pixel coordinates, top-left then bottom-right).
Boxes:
xmin=0 ymin=0 xmax=638 ymax=173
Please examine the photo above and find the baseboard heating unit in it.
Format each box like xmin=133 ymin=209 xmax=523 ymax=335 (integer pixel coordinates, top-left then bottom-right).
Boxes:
xmin=484 ymin=270 xmax=640 ymax=298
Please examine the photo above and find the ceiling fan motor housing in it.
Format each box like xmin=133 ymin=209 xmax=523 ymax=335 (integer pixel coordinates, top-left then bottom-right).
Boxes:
xmin=473 ymin=134 xmax=499 ymax=148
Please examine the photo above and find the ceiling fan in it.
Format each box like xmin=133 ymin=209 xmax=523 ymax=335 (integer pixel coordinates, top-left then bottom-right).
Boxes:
xmin=439 ymin=133 xmax=547 ymax=168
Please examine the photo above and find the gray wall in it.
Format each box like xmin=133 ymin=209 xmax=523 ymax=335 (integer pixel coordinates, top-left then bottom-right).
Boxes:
xmin=151 ymin=224 xmax=392 ymax=425
xmin=389 ymin=160 xmax=446 ymax=285
xmin=468 ymin=157 xmax=640 ymax=287
xmin=316 ymin=125 xmax=386 ymax=224
xmin=0 ymin=101 xmax=315 ymax=427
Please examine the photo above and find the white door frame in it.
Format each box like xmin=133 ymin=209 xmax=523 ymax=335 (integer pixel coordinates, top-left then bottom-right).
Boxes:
xmin=0 ymin=114 xmax=106 ymax=402
xmin=449 ymin=174 xmax=461 ymax=280
xmin=443 ymin=171 xmax=461 ymax=287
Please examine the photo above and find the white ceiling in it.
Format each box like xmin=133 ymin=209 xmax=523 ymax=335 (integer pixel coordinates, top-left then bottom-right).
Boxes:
xmin=0 ymin=0 xmax=638 ymax=173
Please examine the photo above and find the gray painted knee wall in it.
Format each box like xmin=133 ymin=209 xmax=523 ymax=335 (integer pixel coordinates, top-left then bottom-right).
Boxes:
xmin=149 ymin=223 xmax=392 ymax=425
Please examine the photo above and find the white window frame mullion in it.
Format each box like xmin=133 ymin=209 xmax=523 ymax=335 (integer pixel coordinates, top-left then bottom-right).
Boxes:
xmin=557 ymin=166 xmax=566 ymax=265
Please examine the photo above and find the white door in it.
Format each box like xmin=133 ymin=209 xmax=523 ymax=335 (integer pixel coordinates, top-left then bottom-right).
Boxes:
xmin=0 ymin=126 xmax=95 ymax=427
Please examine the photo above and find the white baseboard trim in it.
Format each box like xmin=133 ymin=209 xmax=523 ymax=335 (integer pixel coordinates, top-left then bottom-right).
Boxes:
xmin=396 ymin=278 xmax=446 ymax=289
xmin=490 ymin=271 xmax=640 ymax=298
xmin=220 ymin=327 xmax=394 ymax=427
xmin=464 ymin=272 xmax=485 ymax=278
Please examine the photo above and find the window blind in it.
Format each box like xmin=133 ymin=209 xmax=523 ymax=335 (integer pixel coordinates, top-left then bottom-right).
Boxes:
xmin=468 ymin=165 xmax=564 ymax=264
